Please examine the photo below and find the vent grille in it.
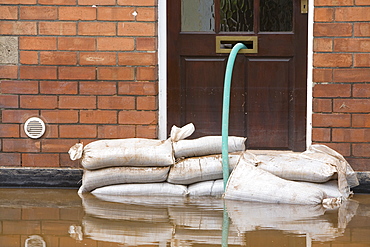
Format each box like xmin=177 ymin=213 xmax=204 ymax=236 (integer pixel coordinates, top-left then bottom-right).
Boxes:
xmin=24 ymin=117 xmax=46 ymax=139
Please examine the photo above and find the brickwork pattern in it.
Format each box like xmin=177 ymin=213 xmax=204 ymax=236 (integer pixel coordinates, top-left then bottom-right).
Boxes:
xmin=313 ymin=0 xmax=370 ymax=170
xmin=0 ymin=0 xmax=158 ymax=168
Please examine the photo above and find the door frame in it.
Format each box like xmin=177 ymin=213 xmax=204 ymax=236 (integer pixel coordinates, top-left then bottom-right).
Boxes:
xmin=158 ymin=0 xmax=314 ymax=148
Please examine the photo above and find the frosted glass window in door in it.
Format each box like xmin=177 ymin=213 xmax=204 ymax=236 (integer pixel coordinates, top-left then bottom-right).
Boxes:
xmin=181 ymin=0 xmax=215 ymax=32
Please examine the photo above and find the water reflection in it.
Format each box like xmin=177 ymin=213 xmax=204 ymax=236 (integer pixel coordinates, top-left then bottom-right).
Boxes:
xmin=1 ymin=189 xmax=370 ymax=246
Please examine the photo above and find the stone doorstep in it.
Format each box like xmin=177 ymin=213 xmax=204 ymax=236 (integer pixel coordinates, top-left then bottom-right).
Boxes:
xmin=0 ymin=167 xmax=369 ymax=193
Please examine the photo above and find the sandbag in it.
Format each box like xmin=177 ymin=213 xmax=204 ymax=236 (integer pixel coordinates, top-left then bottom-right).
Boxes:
xmin=298 ymin=180 xmax=342 ymax=199
xmin=173 ymin=136 xmax=246 ymax=159
xmin=254 ymin=152 xmax=338 ymax=183
xmin=167 ymin=153 xmax=241 ymax=185
xmin=78 ymin=166 xmax=170 ymax=194
xmin=187 ymin=180 xmax=224 ymax=197
xmin=92 ymin=183 xmax=188 ymax=197
xmin=224 ymin=152 xmax=327 ymax=205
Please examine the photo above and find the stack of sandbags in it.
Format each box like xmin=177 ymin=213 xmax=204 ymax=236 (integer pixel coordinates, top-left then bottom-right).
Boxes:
xmin=224 ymin=145 xmax=359 ymax=205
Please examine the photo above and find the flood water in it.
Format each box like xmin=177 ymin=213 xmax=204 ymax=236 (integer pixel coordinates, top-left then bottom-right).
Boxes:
xmin=1 ymin=189 xmax=370 ymax=247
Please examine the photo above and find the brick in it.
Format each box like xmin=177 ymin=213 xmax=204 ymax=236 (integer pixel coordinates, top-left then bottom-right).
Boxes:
xmin=41 ymin=139 xmax=79 ymax=152
xmin=58 ymin=67 xmax=96 ymax=80
xmin=353 ymin=84 xmax=370 ymax=97
xmin=40 ymin=51 xmax=77 ymax=65
xmin=0 ymin=153 xmax=21 ymax=166
xmin=0 ymin=65 xmax=18 ymax=79
xmin=117 ymin=0 xmax=157 ymax=6
xmin=22 ymin=153 xmax=60 ymax=167
xmin=97 ymin=37 xmax=134 ymax=51
xmin=59 ymin=7 xmax=96 ymax=20
xmin=20 ymin=6 xmax=57 ymax=20
xmin=332 ymin=129 xmax=370 ymax=142
xmin=119 ymin=110 xmax=157 ymax=124
xmin=353 ymin=114 xmax=370 ymax=127
xmin=59 ymin=96 xmax=96 ymax=109
xmin=118 ymin=22 xmax=156 ymax=36
xmin=78 ymin=22 xmax=116 ymax=36
xmin=58 ymin=37 xmax=95 ymax=51
xmin=20 ymin=66 xmax=57 ymax=80
xmin=20 ymin=51 xmax=38 ymax=64
xmin=0 ymin=6 xmax=18 ymax=19
xmin=317 ymin=142 xmax=351 ymax=156
xmin=0 ymin=208 xmax=21 ymax=220
xmin=336 ymin=7 xmax=370 ymax=22
xmin=334 ymin=69 xmax=370 ymax=82
xmin=0 ymin=235 xmax=21 ymax=247
xmin=118 ymin=52 xmax=157 ymax=66
xmin=137 ymin=37 xmax=157 ymax=51
xmin=313 ymin=98 xmax=332 ymax=112
xmin=0 ymin=21 xmax=37 ymax=35
xmin=2 ymin=110 xmax=39 ymax=123
xmin=313 ymin=38 xmax=332 ymax=52
xmin=312 ymin=128 xmax=331 ymax=142
xmin=312 ymin=69 xmax=333 ymax=83
xmin=334 ymin=38 xmax=370 ymax=52
xmin=313 ymin=83 xmax=351 ymax=98
xmin=80 ymin=81 xmax=117 ymax=95
xmin=98 ymin=125 xmax=135 ymax=138
xmin=353 ymin=143 xmax=370 ymax=157
xmin=312 ymin=113 xmax=351 ymax=127
xmin=3 ymin=139 xmax=41 ymax=152
xmin=313 ymin=53 xmax=352 ymax=68
xmin=42 ymin=124 xmax=58 ymax=138
xmin=40 ymin=81 xmax=78 ymax=94
xmin=355 ymin=23 xmax=370 ymax=37
xmin=314 ymin=7 xmax=334 ymax=22
xmin=78 ymin=0 xmax=116 ymax=5
xmin=97 ymin=67 xmax=134 ymax=80
xmin=79 ymin=52 xmax=116 ymax=65
xmin=19 ymin=37 xmax=57 ymax=50
xmin=136 ymin=125 xmax=157 ymax=138
xmin=136 ymin=7 xmax=157 ymax=21
xmin=60 ymin=153 xmax=81 ymax=168
xmin=20 ymin=95 xmax=58 ymax=109
xmin=334 ymin=99 xmax=370 ymax=113
xmin=22 ymin=207 xmax=59 ymax=220
xmin=2 ymin=221 xmax=41 ymax=234
xmin=97 ymin=7 xmax=135 ymax=21
xmin=1 ymin=80 xmax=39 ymax=94
xmin=0 ymin=124 xmax=20 ymax=137
xmin=137 ymin=96 xmax=157 ymax=110
xmin=41 ymin=110 xmax=79 ymax=123
xmin=59 ymin=125 xmax=97 ymax=138
xmin=39 ymin=22 xmax=76 ymax=35
xmin=0 ymin=95 xmax=18 ymax=108
xmin=39 ymin=0 xmax=76 ymax=4
xmin=59 ymin=237 xmax=98 ymax=247
xmin=354 ymin=54 xmax=370 ymax=67
xmin=313 ymin=23 xmax=352 ymax=37
xmin=346 ymin=157 xmax=369 ymax=171
xmin=356 ymin=0 xmax=370 ymax=4
xmin=118 ymin=81 xmax=157 ymax=95
xmin=59 ymin=208 xmax=84 ymax=220
xmin=315 ymin=0 xmax=353 ymax=6
xmin=137 ymin=66 xmax=157 ymax=80
xmin=80 ymin=110 xmax=117 ymax=124
xmin=98 ymin=96 xmax=135 ymax=109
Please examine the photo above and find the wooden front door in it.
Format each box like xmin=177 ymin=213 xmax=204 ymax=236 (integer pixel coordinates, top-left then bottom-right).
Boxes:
xmin=167 ymin=0 xmax=308 ymax=151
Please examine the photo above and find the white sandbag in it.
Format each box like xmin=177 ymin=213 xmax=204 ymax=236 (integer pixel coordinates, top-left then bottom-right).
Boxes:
xmin=254 ymin=152 xmax=338 ymax=183
xmin=167 ymin=153 xmax=241 ymax=185
xmin=92 ymin=183 xmax=188 ymax=197
xmin=173 ymin=136 xmax=246 ymax=159
xmin=78 ymin=166 xmax=170 ymax=193
xmin=298 ymin=180 xmax=342 ymax=199
xmin=170 ymin=123 xmax=195 ymax=142
xmin=224 ymin=152 xmax=326 ymax=204
xmin=188 ymin=180 xmax=224 ymax=197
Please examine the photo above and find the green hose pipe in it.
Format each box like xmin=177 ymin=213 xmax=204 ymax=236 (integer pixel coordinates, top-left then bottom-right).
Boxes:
xmin=222 ymin=42 xmax=247 ymax=189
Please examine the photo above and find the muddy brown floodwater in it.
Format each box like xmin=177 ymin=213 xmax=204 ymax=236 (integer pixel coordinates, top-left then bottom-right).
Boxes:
xmin=0 ymin=188 xmax=370 ymax=247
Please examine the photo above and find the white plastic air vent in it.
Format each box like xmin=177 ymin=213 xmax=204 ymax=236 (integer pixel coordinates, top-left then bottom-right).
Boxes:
xmin=24 ymin=117 xmax=46 ymax=139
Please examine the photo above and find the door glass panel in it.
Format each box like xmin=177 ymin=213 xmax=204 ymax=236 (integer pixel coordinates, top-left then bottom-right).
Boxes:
xmin=260 ymin=0 xmax=293 ymax=31
xmin=181 ymin=0 xmax=215 ymax=32
xmin=220 ymin=0 xmax=254 ymax=32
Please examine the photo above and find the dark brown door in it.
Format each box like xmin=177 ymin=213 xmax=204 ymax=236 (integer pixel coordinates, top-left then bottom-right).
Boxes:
xmin=167 ymin=0 xmax=308 ymax=151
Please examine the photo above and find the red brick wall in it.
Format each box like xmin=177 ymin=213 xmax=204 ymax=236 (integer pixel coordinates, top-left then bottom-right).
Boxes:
xmin=312 ymin=0 xmax=370 ymax=170
xmin=0 ymin=0 xmax=158 ymax=168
